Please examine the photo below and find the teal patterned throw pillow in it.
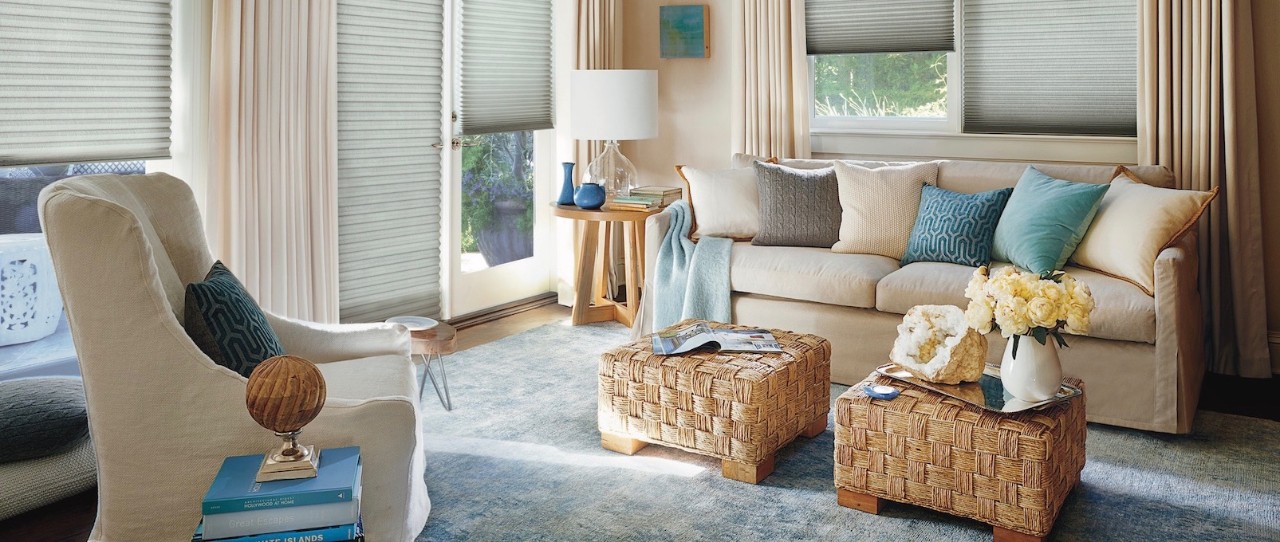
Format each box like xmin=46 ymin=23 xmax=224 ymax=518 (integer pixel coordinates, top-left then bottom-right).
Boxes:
xmin=184 ymin=261 xmax=285 ymax=377
xmin=902 ymin=186 xmax=1013 ymax=267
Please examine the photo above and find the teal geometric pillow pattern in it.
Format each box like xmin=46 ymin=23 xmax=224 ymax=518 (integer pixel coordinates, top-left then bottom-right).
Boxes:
xmin=991 ymin=167 xmax=1111 ymax=276
xmin=902 ymin=185 xmax=1013 ymax=267
xmin=184 ymin=261 xmax=285 ymax=378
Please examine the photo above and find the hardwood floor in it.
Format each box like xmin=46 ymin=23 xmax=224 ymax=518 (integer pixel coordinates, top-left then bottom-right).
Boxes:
xmin=2 ymin=303 xmax=1275 ymax=542
xmin=0 ymin=304 xmax=572 ymax=542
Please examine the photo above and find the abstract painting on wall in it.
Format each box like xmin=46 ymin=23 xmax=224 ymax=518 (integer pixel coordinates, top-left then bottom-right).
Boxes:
xmin=659 ymin=5 xmax=709 ymax=59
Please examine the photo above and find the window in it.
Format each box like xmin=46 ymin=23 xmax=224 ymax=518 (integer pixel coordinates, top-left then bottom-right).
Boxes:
xmin=808 ymin=0 xmax=1137 ymax=138
xmin=0 ymin=162 xmax=147 ymax=235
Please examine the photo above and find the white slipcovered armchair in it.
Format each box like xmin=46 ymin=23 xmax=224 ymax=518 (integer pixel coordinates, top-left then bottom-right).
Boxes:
xmin=38 ymin=173 xmax=429 ymax=541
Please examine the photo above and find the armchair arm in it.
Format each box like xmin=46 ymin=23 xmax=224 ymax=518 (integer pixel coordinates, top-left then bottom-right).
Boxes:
xmin=1153 ymin=231 xmax=1205 ymax=433
xmin=267 ymin=312 xmax=411 ymax=364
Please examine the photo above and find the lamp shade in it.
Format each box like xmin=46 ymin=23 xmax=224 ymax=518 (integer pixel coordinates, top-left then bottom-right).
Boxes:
xmin=570 ymin=70 xmax=658 ymax=141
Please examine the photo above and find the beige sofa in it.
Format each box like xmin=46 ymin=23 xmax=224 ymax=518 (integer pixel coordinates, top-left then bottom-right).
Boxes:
xmin=638 ymin=158 xmax=1204 ymax=434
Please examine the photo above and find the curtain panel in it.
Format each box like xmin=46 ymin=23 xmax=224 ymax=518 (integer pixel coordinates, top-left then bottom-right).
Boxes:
xmin=1138 ymin=0 xmax=1270 ymax=376
xmin=208 ymin=0 xmax=340 ymax=323
xmin=732 ymin=0 xmax=810 ymax=159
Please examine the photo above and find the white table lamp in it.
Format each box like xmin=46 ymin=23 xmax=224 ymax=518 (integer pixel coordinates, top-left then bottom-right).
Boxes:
xmin=570 ymin=70 xmax=658 ymax=197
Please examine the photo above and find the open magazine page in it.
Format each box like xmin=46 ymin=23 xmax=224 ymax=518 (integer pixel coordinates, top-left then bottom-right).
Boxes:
xmin=653 ymin=323 xmax=783 ymax=355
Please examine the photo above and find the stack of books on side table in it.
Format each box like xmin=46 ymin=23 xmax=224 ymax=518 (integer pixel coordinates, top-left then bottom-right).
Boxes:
xmin=601 ymin=186 xmax=682 ymax=212
xmin=193 ymin=446 xmax=364 ymax=542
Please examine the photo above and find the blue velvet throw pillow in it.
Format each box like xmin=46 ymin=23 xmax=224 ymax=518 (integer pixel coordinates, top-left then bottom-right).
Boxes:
xmin=901 ymin=185 xmax=1013 ymax=267
xmin=990 ymin=167 xmax=1110 ymax=276
xmin=184 ymin=261 xmax=285 ymax=377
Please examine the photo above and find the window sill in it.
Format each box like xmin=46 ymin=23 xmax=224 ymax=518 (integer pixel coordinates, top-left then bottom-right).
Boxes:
xmin=810 ymin=130 xmax=1138 ymax=165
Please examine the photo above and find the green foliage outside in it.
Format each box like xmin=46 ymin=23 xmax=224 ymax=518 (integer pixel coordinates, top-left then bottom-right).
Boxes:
xmin=460 ymin=131 xmax=535 ymax=253
xmin=813 ymin=52 xmax=948 ymax=118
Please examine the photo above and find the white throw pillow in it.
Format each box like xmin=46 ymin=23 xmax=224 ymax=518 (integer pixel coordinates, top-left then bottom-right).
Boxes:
xmin=1070 ymin=167 xmax=1217 ymax=294
xmin=677 ymin=165 xmax=761 ymax=240
xmin=831 ymin=161 xmax=939 ymax=259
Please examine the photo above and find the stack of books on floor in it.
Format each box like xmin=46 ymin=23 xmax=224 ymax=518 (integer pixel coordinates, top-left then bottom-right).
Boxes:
xmin=601 ymin=186 xmax=682 ymax=212
xmin=193 ymin=446 xmax=364 ymax=542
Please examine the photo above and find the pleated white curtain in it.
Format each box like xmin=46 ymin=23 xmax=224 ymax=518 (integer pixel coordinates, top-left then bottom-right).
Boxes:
xmin=1138 ymin=0 xmax=1270 ymax=376
xmin=208 ymin=0 xmax=340 ymax=323
xmin=574 ymin=0 xmax=622 ymax=168
xmin=732 ymin=0 xmax=811 ymax=159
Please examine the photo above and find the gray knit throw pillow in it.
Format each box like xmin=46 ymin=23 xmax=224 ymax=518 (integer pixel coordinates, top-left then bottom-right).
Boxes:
xmin=0 ymin=377 xmax=89 ymax=463
xmin=752 ymin=162 xmax=842 ymax=247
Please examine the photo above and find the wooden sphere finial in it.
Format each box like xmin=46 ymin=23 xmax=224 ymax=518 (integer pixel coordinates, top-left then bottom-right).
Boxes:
xmin=245 ymin=355 xmax=326 ymax=433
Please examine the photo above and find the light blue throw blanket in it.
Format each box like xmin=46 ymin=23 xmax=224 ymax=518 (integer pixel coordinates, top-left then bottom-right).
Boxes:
xmin=652 ymin=200 xmax=732 ymax=329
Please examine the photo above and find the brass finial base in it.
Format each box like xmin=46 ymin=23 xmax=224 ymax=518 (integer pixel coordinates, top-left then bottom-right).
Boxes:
xmin=255 ymin=430 xmax=320 ymax=482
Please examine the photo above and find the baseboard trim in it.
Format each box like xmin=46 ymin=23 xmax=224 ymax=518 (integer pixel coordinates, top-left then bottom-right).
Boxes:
xmin=446 ymin=292 xmax=558 ymax=330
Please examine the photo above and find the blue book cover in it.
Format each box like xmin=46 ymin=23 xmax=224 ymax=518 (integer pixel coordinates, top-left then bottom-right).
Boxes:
xmin=202 ymin=446 xmax=361 ymax=515
xmin=193 ymin=517 xmax=363 ymax=542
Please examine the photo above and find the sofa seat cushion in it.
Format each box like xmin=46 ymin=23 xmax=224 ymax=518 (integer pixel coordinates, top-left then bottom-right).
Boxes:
xmin=730 ymin=242 xmax=898 ymax=309
xmin=876 ymin=262 xmax=1156 ymax=344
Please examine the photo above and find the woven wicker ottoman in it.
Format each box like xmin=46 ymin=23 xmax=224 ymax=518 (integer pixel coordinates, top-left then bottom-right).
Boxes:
xmin=598 ymin=320 xmax=831 ymax=484
xmin=835 ymin=373 xmax=1086 ymax=542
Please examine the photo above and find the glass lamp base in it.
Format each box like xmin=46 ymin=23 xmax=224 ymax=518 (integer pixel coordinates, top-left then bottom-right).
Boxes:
xmin=585 ymin=140 xmax=637 ymax=197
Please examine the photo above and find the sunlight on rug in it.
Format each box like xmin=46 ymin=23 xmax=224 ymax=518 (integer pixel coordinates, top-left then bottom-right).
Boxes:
xmin=415 ymin=321 xmax=1280 ymax=541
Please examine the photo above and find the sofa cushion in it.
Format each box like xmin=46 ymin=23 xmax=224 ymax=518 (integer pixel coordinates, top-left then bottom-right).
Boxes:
xmin=752 ymin=162 xmax=842 ymax=248
xmin=677 ymin=165 xmax=760 ymax=240
xmin=831 ymin=161 xmax=938 ymax=260
xmin=991 ymin=166 xmax=1110 ymax=276
xmin=730 ymin=242 xmax=898 ymax=309
xmin=0 ymin=377 xmax=89 ymax=464
xmin=876 ymin=262 xmax=1156 ymax=343
xmin=902 ymin=185 xmax=1012 ymax=267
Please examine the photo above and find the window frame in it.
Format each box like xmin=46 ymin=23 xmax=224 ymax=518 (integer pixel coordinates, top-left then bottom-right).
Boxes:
xmin=806 ymin=1 xmax=1138 ymax=164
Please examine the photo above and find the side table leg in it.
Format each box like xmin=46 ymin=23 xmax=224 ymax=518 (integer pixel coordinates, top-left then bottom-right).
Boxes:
xmin=571 ymin=222 xmax=601 ymax=325
xmin=416 ymin=354 xmax=430 ymax=403
xmin=424 ymin=352 xmax=453 ymax=411
xmin=837 ymin=488 xmax=882 ymax=514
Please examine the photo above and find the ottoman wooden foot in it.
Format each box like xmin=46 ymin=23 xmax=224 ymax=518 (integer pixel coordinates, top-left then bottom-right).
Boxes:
xmin=721 ymin=455 xmax=774 ymax=484
xmin=600 ymin=432 xmax=647 ymax=455
xmin=836 ymin=488 xmax=881 ymax=514
xmin=993 ymin=526 xmax=1043 ymax=542
xmin=801 ymin=414 xmax=828 ymax=438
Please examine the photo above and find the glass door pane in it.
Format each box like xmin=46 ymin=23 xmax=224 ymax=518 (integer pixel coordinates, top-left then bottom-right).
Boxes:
xmin=459 ymin=131 xmax=535 ymax=273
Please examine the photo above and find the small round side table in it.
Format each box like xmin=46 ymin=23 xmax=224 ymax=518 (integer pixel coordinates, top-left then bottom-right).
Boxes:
xmin=409 ymin=322 xmax=457 ymax=411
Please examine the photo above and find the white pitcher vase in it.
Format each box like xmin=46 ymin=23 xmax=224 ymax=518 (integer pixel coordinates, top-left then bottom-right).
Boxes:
xmin=1000 ymin=336 xmax=1063 ymax=402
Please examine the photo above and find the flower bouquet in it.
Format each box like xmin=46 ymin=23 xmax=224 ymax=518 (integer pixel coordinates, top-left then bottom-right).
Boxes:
xmin=963 ymin=265 xmax=1096 ymax=401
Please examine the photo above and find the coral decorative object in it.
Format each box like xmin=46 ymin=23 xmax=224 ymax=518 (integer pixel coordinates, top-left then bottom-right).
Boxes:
xmin=889 ymin=305 xmax=987 ymax=385
xmin=0 ymin=234 xmax=63 ymax=347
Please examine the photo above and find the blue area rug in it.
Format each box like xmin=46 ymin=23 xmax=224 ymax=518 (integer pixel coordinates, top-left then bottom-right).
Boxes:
xmin=417 ymin=321 xmax=1280 ymax=541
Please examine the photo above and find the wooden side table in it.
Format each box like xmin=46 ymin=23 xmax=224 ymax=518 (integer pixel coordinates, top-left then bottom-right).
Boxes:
xmin=552 ymin=204 xmax=658 ymax=327
xmin=408 ymin=322 xmax=457 ymax=411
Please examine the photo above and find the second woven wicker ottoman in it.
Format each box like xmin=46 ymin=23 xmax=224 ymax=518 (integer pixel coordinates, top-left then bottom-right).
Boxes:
xmin=835 ymin=373 xmax=1086 ymax=542
xmin=598 ymin=320 xmax=831 ymax=483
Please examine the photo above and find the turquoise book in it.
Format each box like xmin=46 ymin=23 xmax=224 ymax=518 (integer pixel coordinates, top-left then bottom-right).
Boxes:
xmin=192 ymin=517 xmax=363 ymax=542
xmin=202 ymin=446 xmax=361 ymax=515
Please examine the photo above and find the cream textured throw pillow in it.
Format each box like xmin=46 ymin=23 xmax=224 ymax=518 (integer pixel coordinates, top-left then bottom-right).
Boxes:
xmin=677 ymin=165 xmax=760 ymax=239
xmin=831 ymin=161 xmax=939 ymax=259
xmin=1071 ymin=167 xmax=1217 ymax=294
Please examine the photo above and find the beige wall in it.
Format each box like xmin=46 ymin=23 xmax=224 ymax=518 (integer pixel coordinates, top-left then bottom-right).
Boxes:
xmin=1253 ymin=0 xmax=1280 ymax=372
xmin=620 ymin=0 xmax=735 ymax=189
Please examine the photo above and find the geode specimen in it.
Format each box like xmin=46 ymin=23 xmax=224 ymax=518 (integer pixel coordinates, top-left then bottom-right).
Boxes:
xmin=889 ymin=305 xmax=987 ymax=385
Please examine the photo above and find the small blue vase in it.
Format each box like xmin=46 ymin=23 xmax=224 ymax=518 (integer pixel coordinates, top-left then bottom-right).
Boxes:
xmin=574 ymin=183 xmax=606 ymax=210
xmin=557 ymin=162 xmax=576 ymax=205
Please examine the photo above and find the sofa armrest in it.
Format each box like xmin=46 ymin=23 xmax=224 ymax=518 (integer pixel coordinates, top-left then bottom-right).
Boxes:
xmin=266 ymin=312 xmax=412 ymax=364
xmin=1153 ymin=231 xmax=1205 ymax=433
xmin=632 ymin=210 xmax=675 ymax=339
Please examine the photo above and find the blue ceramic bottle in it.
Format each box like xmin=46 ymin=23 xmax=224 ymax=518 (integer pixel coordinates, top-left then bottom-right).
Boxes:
xmin=557 ymin=162 xmax=576 ymax=205
xmin=574 ymin=183 xmax=606 ymax=210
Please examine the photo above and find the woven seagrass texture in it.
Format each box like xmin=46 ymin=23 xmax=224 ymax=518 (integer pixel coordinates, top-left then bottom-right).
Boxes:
xmin=599 ymin=320 xmax=831 ymax=464
xmin=835 ymin=374 xmax=1086 ymax=538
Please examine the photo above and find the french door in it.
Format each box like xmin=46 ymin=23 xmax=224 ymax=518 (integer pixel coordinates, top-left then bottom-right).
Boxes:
xmin=438 ymin=5 xmax=556 ymax=319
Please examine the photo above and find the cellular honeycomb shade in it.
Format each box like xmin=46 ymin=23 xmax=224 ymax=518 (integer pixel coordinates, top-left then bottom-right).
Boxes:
xmin=455 ymin=0 xmax=554 ymax=135
xmin=805 ymin=0 xmax=955 ymax=55
xmin=0 ymin=0 xmax=172 ymax=166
